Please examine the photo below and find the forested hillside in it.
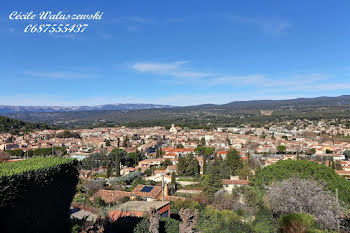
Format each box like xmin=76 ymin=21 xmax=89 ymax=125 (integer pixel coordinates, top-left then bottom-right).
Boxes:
xmin=0 ymin=115 xmax=49 ymax=134
xmin=3 ymin=95 xmax=350 ymax=129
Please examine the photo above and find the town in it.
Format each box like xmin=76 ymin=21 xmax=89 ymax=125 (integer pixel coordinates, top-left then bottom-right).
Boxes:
xmin=1 ymin=118 xmax=350 ymax=232
xmin=2 ymin=0 xmax=350 ymax=232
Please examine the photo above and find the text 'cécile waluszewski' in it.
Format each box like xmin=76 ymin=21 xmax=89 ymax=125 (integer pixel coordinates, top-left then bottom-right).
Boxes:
xmin=9 ymin=11 xmax=103 ymax=33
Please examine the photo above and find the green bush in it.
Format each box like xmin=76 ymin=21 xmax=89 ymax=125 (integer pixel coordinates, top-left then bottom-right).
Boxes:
xmin=133 ymin=218 xmax=149 ymax=233
xmin=0 ymin=157 xmax=78 ymax=233
xmin=133 ymin=217 xmax=180 ymax=233
xmin=252 ymin=205 xmax=278 ymax=233
xmin=109 ymin=171 xmax=143 ymax=184
xmin=160 ymin=217 xmax=180 ymax=233
xmin=279 ymin=213 xmax=314 ymax=233
xmin=307 ymin=229 xmax=335 ymax=233
xmin=170 ymin=200 xmax=204 ymax=215
xmin=197 ymin=206 xmax=253 ymax=233
xmin=252 ymin=159 xmax=350 ymax=204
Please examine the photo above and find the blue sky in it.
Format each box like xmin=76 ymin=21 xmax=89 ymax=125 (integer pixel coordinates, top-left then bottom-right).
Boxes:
xmin=1 ymin=0 xmax=350 ymax=106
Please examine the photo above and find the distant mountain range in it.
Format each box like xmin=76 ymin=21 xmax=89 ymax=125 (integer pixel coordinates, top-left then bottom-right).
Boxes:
xmin=2 ymin=95 xmax=350 ymax=127
xmin=0 ymin=103 xmax=173 ymax=113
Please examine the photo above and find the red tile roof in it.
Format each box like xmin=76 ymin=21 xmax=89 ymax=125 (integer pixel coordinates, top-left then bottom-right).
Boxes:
xmin=131 ymin=184 xmax=162 ymax=199
xmin=90 ymin=189 xmax=131 ymax=203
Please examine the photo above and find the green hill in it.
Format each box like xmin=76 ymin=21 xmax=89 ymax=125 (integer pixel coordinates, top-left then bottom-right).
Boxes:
xmin=0 ymin=115 xmax=49 ymax=134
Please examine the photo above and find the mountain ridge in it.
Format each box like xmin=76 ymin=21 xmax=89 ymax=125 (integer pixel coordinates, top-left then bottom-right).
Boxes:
xmin=3 ymin=95 xmax=350 ymax=127
xmin=0 ymin=103 xmax=173 ymax=113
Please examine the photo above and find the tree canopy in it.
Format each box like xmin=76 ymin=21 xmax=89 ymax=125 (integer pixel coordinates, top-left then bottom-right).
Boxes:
xmin=252 ymin=159 xmax=350 ymax=204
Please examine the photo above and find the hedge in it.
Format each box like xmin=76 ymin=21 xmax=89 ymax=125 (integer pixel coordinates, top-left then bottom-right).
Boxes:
xmin=0 ymin=157 xmax=78 ymax=233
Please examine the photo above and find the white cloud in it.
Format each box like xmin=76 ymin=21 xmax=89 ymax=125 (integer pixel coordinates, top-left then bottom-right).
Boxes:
xmin=132 ymin=61 xmax=212 ymax=79
xmin=132 ymin=61 xmax=186 ymax=72
xmin=131 ymin=61 xmax=333 ymax=90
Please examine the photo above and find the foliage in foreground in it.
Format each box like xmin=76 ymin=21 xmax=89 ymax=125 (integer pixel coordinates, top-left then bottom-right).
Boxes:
xmin=133 ymin=217 xmax=180 ymax=233
xmin=109 ymin=171 xmax=144 ymax=184
xmin=197 ymin=206 xmax=253 ymax=233
xmin=253 ymin=159 xmax=350 ymax=204
xmin=266 ymin=177 xmax=341 ymax=230
xmin=0 ymin=156 xmax=74 ymax=177
xmin=0 ymin=157 xmax=78 ymax=233
xmin=279 ymin=213 xmax=314 ymax=233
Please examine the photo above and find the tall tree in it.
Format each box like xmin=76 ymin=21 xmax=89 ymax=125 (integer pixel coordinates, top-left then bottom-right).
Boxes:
xmin=105 ymin=140 xmax=111 ymax=146
xmin=106 ymin=160 xmax=110 ymax=178
xmin=226 ymin=149 xmax=243 ymax=175
xmin=200 ymin=137 xmax=206 ymax=146
xmin=236 ymin=161 xmax=252 ymax=180
xmin=115 ymin=150 xmax=120 ymax=177
xmin=202 ymin=163 xmax=223 ymax=197
xmin=203 ymin=158 xmax=207 ymax=175
xmin=193 ymin=158 xmax=200 ymax=175
xmin=171 ymin=172 xmax=176 ymax=185
xmin=277 ymin=145 xmax=287 ymax=154
xmin=177 ymin=156 xmax=187 ymax=175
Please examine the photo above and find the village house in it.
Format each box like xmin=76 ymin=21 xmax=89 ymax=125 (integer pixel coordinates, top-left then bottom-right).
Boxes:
xmin=222 ymin=176 xmax=249 ymax=194
xmin=108 ymin=201 xmax=170 ymax=221
xmin=89 ymin=189 xmax=131 ymax=204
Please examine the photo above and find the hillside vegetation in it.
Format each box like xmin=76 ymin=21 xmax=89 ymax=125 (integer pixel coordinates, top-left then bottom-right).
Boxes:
xmin=3 ymin=95 xmax=350 ymax=129
xmin=0 ymin=115 xmax=49 ymax=134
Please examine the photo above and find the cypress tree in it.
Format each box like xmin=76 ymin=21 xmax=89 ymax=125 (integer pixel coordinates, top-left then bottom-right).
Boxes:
xmin=332 ymin=160 xmax=336 ymax=170
xmin=202 ymin=163 xmax=222 ymax=197
xmin=171 ymin=172 xmax=176 ymax=185
xmin=115 ymin=151 xmax=120 ymax=177
xmin=203 ymin=158 xmax=207 ymax=175
xmin=193 ymin=159 xmax=200 ymax=175
xmin=106 ymin=160 xmax=110 ymax=178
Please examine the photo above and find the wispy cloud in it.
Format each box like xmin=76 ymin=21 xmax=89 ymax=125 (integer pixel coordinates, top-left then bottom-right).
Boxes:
xmin=132 ymin=61 xmax=212 ymax=79
xmin=131 ymin=61 xmax=345 ymax=94
xmin=133 ymin=61 xmax=186 ymax=72
xmin=24 ymin=70 xmax=92 ymax=79
xmin=224 ymin=15 xmax=291 ymax=35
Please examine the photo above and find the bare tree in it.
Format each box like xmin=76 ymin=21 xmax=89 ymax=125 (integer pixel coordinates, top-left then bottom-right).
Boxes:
xmin=0 ymin=150 xmax=9 ymax=163
xmin=148 ymin=208 xmax=160 ymax=233
xmin=246 ymin=140 xmax=260 ymax=151
xmin=179 ymin=208 xmax=199 ymax=233
xmin=85 ymin=180 xmax=104 ymax=196
xmin=319 ymin=134 xmax=331 ymax=144
xmin=212 ymin=190 xmax=244 ymax=211
xmin=266 ymin=177 xmax=342 ymax=230
xmin=80 ymin=216 xmax=109 ymax=233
